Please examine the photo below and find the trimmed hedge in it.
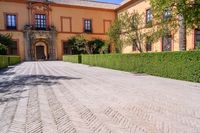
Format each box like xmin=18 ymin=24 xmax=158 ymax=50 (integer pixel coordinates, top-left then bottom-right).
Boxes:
xmin=0 ymin=55 xmax=21 ymax=69
xmin=80 ymin=51 xmax=200 ymax=82
xmin=8 ymin=56 xmax=21 ymax=65
xmin=63 ymin=55 xmax=82 ymax=63
xmin=0 ymin=55 xmax=8 ymax=69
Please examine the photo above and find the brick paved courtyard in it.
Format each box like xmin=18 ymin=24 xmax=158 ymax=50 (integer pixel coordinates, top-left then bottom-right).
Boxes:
xmin=0 ymin=61 xmax=200 ymax=133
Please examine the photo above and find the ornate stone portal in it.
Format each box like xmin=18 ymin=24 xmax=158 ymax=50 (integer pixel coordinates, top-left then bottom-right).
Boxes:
xmin=23 ymin=2 xmax=56 ymax=61
xmin=24 ymin=28 xmax=56 ymax=61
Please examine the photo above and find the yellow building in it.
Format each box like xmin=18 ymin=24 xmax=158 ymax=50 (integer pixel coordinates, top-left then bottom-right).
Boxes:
xmin=0 ymin=0 xmax=199 ymax=60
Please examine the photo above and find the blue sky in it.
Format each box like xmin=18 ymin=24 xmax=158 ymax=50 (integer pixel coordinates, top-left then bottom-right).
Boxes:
xmin=96 ymin=0 xmax=123 ymax=4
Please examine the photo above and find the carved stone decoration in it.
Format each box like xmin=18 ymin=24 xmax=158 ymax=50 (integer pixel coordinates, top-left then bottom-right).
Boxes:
xmin=23 ymin=2 xmax=56 ymax=61
xmin=30 ymin=2 xmax=51 ymax=29
xmin=23 ymin=26 xmax=57 ymax=61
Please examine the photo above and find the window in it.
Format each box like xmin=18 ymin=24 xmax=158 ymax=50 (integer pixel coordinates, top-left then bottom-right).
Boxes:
xmin=132 ymin=39 xmax=137 ymax=51
xmin=7 ymin=41 xmax=18 ymax=55
xmin=63 ymin=41 xmax=72 ymax=55
xmin=84 ymin=19 xmax=92 ymax=33
xmin=163 ymin=9 xmax=172 ymax=20
xmin=6 ymin=14 xmax=17 ymax=30
xmin=162 ymin=35 xmax=172 ymax=51
xmin=195 ymin=29 xmax=200 ymax=48
xmin=146 ymin=38 xmax=152 ymax=51
xmin=146 ymin=9 xmax=153 ymax=24
xmin=35 ymin=14 xmax=46 ymax=30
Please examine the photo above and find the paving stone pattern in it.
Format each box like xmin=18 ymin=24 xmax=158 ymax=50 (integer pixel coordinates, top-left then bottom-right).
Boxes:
xmin=0 ymin=61 xmax=200 ymax=133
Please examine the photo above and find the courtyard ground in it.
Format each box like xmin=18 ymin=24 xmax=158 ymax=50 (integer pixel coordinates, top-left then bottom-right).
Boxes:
xmin=0 ymin=61 xmax=200 ymax=133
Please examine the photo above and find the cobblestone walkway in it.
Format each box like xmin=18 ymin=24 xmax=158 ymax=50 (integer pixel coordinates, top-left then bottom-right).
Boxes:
xmin=0 ymin=61 xmax=200 ymax=133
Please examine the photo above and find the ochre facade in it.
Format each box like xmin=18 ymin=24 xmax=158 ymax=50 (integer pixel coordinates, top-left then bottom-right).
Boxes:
xmin=0 ymin=0 xmax=199 ymax=61
xmin=116 ymin=0 xmax=197 ymax=53
xmin=0 ymin=0 xmax=116 ymax=60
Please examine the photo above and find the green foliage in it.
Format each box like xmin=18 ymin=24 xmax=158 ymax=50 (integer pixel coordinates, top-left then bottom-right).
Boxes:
xmin=0 ymin=43 xmax=7 ymax=55
xmin=67 ymin=35 xmax=87 ymax=54
xmin=87 ymin=39 xmax=107 ymax=54
xmin=149 ymin=0 xmax=200 ymax=50
xmin=63 ymin=55 xmax=82 ymax=63
xmin=67 ymin=35 xmax=107 ymax=54
xmin=149 ymin=0 xmax=200 ymax=27
xmin=8 ymin=56 xmax=21 ymax=66
xmin=0 ymin=33 xmax=14 ymax=47
xmin=108 ymin=11 xmax=161 ymax=53
xmin=195 ymin=42 xmax=200 ymax=51
xmin=0 ymin=55 xmax=20 ymax=69
xmin=107 ymin=19 xmax=123 ymax=53
xmin=81 ymin=51 xmax=200 ymax=82
xmin=0 ymin=55 xmax=8 ymax=69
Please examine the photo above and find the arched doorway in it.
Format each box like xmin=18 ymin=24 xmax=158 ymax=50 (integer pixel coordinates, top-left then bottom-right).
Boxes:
xmin=35 ymin=42 xmax=48 ymax=60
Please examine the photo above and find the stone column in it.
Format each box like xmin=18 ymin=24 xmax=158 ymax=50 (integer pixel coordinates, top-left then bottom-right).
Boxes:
xmin=23 ymin=30 xmax=31 ymax=61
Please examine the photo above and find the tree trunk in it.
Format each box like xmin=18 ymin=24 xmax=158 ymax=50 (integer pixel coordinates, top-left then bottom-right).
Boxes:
xmin=179 ymin=15 xmax=187 ymax=51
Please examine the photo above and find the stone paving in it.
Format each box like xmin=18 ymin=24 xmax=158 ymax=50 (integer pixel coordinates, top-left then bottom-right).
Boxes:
xmin=0 ymin=61 xmax=200 ymax=133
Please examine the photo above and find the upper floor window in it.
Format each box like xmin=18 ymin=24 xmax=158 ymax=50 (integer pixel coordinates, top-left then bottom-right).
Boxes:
xmin=35 ymin=14 xmax=46 ymax=30
xmin=195 ymin=29 xmax=200 ymax=48
xmin=163 ymin=9 xmax=172 ymax=20
xmin=84 ymin=19 xmax=92 ymax=33
xmin=6 ymin=14 xmax=17 ymax=30
xmin=146 ymin=9 xmax=153 ymax=24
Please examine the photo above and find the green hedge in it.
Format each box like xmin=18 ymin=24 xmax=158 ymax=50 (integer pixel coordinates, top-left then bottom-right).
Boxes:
xmin=80 ymin=51 xmax=200 ymax=82
xmin=8 ymin=56 xmax=21 ymax=65
xmin=0 ymin=55 xmax=8 ymax=69
xmin=0 ymin=55 xmax=20 ymax=69
xmin=63 ymin=55 xmax=82 ymax=63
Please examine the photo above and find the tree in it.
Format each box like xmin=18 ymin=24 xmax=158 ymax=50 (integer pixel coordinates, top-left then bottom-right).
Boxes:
xmin=66 ymin=35 xmax=107 ymax=54
xmin=149 ymin=0 xmax=200 ymax=51
xmin=108 ymin=11 xmax=158 ymax=53
xmin=67 ymin=35 xmax=87 ymax=54
xmin=87 ymin=39 xmax=107 ymax=54
xmin=0 ymin=33 xmax=14 ymax=47
xmin=0 ymin=43 xmax=7 ymax=55
xmin=107 ymin=19 xmax=123 ymax=53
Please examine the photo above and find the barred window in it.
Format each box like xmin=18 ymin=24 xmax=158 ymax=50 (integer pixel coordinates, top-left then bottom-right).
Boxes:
xmin=7 ymin=41 xmax=18 ymax=55
xmin=35 ymin=14 xmax=46 ymax=30
xmin=146 ymin=9 xmax=153 ymax=24
xmin=84 ymin=19 xmax=92 ymax=33
xmin=63 ymin=41 xmax=72 ymax=55
xmin=6 ymin=14 xmax=17 ymax=30
xmin=146 ymin=38 xmax=152 ymax=51
xmin=195 ymin=29 xmax=200 ymax=48
xmin=162 ymin=35 xmax=172 ymax=51
xmin=163 ymin=9 xmax=172 ymax=20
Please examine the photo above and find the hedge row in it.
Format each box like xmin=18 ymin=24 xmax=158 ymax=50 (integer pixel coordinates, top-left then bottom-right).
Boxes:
xmin=63 ymin=51 xmax=200 ymax=82
xmin=63 ymin=55 xmax=82 ymax=63
xmin=0 ymin=55 xmax=21 ymax=69
xmin=0 ymin=56 xmax=8 ymax=68
xmin=8 ymin=56 xmax=21 ymax=65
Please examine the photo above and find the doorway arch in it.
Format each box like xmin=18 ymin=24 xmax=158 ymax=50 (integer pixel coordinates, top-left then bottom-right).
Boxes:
xmin=34 ymin=42 xmax=48 ymax=60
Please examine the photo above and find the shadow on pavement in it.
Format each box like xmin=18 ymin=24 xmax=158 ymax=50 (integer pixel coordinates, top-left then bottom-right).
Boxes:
xmin=0 ymin=75 xmax=81 ymax=104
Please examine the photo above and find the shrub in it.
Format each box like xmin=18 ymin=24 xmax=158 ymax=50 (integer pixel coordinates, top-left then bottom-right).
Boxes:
xmin=0 ymin=55 xmax=8 ymax=69
xmin=81 ymin=51 xmax=200 ymax=83
xmin=0 ymin=43 xmax=7 ymax=55
xmin=63 ymin=55 xmax=81 ymax=63
xmin=0 ymin=33 xmax=14 ymax=47
xmin=66 ymin=35 xmax=107 ymax=54
xmin=8 ymin=56 xmax=21 ymax=65
xmin=0 ymin=55 xmax=20 ymax=69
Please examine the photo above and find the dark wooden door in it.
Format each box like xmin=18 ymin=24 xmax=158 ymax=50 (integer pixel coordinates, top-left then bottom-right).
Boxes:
xmin=36 ymin=46 xmax=45 ymax=60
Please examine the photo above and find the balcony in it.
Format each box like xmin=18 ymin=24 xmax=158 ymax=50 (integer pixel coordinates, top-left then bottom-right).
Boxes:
xmin=24 ymin=25 xmax=56 ymax=31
